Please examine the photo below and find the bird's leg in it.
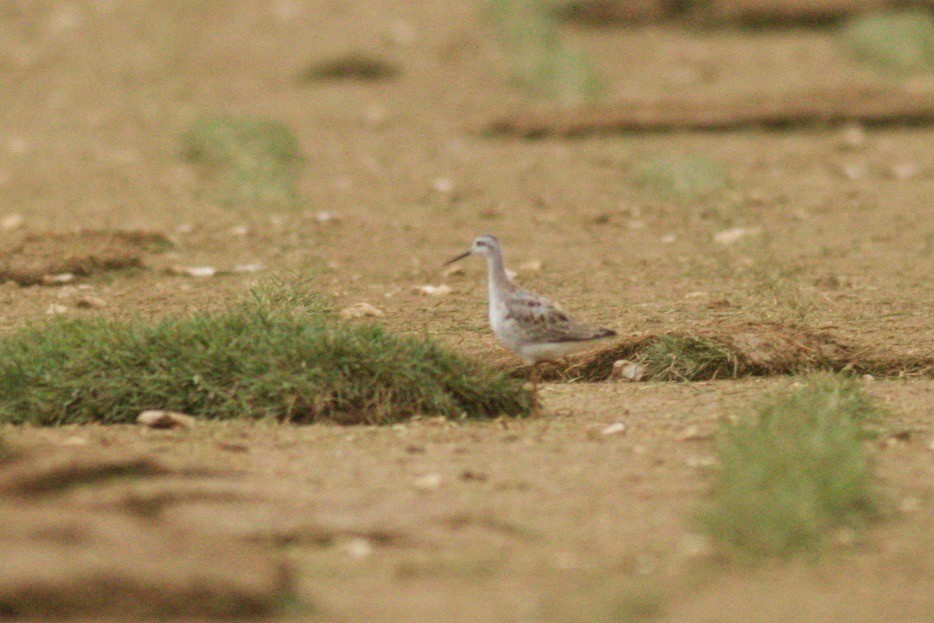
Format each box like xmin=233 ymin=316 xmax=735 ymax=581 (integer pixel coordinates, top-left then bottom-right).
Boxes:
xmin=530 ymin=362 xmax=540 ymax=417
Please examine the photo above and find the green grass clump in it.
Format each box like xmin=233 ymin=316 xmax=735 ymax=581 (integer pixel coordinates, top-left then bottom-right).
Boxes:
xmin=841 ymin=9 xmax=934 ymax=73
xmin=701 ymin=374 xmax=881 ymax=558
xmin=489 ymin=0 xmax=603 ymax=104
xmin=0 ymin=285 xmax=530 ymax=425
xmin=633 ymin=155 xmax=729 ymax=201
xmin=640 ymin=334 xmax=738 ymax=381
xmin=180 ymin=115 xmax=304 ymax=208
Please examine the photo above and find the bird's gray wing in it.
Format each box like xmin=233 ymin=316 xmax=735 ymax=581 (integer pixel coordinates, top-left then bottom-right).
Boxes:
xmin=504 ymin=288 xmax=614 ymax=344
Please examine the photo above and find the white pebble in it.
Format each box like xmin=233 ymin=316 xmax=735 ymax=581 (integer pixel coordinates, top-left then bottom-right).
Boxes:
xmin=339 ymin=303 xmax=385 ymax=319
xmin=600 ymin=422 xmax=627 ymax=436
xmin=414 ymin=284 xmax=452 ymax=296
xmin=0 ymin=213 xmax=23 ymax=230
xmin=413 ymin=473 xmax=443 ymax=490
xmin=612 ymin=360 xmax=645 ymax=382
xmin=714 ymin=227 xmax=760 ymax=245
xmin=136 ymin=410 xmax=195 ymax=429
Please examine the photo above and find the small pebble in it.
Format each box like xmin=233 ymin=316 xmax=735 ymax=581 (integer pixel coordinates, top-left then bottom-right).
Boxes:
xmin=676 ymin=425 xmax=709 ymax=442
xmin=684 ymin=455 xmax=716 ymax=469
xmin=75 ymin=295 xmax=107 ymax=309
xmin=42 ymin=273 xmax=75 ymax=285
xmin=343 ymin=537 xmax=373 ymax=559
xmin=841 ymin=163 xmax=865 ymax=181
xmin=230 ymin=264 xmax=262 ymax=274
xmin=600 ymin=422 xmax=627 ymax=436
xmin=314 ymin=211 xmax=340 ymax=223
xmin=136 ymin=410 xmax=196 ymax=430
xmin=171 ymin=265 xmax=217 ymax=278
xmin=0 ymin=213 xmax=24 ymax=230
xmin=339 ymin=303 xmax=385 ymax=319
xmin=889 ymin=163 xmax=920 ymax=180
xmin=518 ymin=259 xmax=542 ymax=273
xmin=413 ymin=473 xmax=443 ymax=490
xmin=45 ymin=304 xmax=68 ymax=315
xmin=714 ymin=227 xmax=759 ymax=245
xmin=837 ymin=123 xmax=866 ymax=150
xmin=611 ymin=360 xmax=645 ymax=382
xmin=432 ymin=178 xmax=454 ymax=194
xmin=414 ymin=284 xmax=452 ymax=296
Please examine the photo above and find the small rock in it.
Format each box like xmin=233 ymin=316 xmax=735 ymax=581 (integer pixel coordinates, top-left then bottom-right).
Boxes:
xmin=684 ymin=455 xmax=716 ymax=469
xmin=171 ymin=266 xmax=217 ymax=278
xmin=414 ymin=284 xmax=452 ymax=296
xmin=314 ymin=211 xmax=339 ymax=223
xmin=611 ymin=360 xmax=645 ymax=382
xmin=684 ymin=291 xmax=708 ymax=299
xmin=342 ymin=537 xmax=373 ymax=559
xmin=413 ymin=473 xmax=443 ymax=490
xmin=60 ymin=436 xmax=88 ymax=446
xmin=676 ymin=426 xmax=709 ymax=442
xmin=362 ymin=104 xmax=388 ymax=127
xmin=889 ymin=163 xmax=920 ymax=180
xmin=75 ymin=295 xmax=107 ymax=309
xmin=432 ymin=178 xmax=454 ymax=194
xmin=387 ymin=19 xmax=415 ymax=47
xmin=840 ymin=163 xmax=865 ymax=181
xmin=339 ymin=303 xmax=384 ymax=319
xmin=42 ymin=273 xmax=75 ymax=285
xmin=861 ymin=374 xmax=875 ymax=382
xmin=837 ymin=123 xmax=866 ymax=150
xmin=136 ymin=410 xmax=196 ymax=430
xmin=661 ymin=234 xmax=676 ymax=244
xmin=518 ymin=259 xmax=542 ymax=273
xmin=45 ymin=304 xmax=68 ymax=315
xmin=230 ymin=264 xmax=262 ymax=274
xmin=0 ymin=213 xmax=24 ymax=230
xmin=714 ymin=227 xmax=760 ymax=245
xmin=600 ymin=422 xmax=627 ymax=436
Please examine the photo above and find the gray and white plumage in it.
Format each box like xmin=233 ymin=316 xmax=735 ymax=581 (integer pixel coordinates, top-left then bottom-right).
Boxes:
xmin=444 ymin=235 xmax=616 ymax=364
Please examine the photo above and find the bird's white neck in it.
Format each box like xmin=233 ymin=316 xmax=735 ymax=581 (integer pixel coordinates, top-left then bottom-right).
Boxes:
xmin=485 ymin=250 xmax=511 ymax=299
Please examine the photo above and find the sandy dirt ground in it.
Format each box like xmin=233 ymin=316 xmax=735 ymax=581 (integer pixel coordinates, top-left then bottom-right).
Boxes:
xmin=0 ymin=1 xmax=932 ymax=621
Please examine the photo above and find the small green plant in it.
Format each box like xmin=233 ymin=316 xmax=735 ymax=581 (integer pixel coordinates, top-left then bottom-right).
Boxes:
xmin=180 ymin=115 xmax=304 ymax=208
xmin=701 ymin=374 xmax=881 ymax=558
xmin=0 ymin=284 xmax=530 ymax=425
xmin=489 ymin=0 xmax=603 ymax=104
xmin=840 ymin=9 xmax=934 ymax=73
xmin=640 ymin=334 xmax=738 ymax=381
xmin=633 ymin=155 xmax=729 ymax=201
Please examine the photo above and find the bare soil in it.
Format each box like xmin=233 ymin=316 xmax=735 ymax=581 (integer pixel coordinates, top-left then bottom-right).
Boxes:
xmin=0 ymin=1 xmax=931 ymax=622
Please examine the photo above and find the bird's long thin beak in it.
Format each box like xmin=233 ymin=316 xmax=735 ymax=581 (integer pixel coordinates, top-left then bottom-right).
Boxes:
xmin=442 ymin=250 xmax=471 ymax=267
